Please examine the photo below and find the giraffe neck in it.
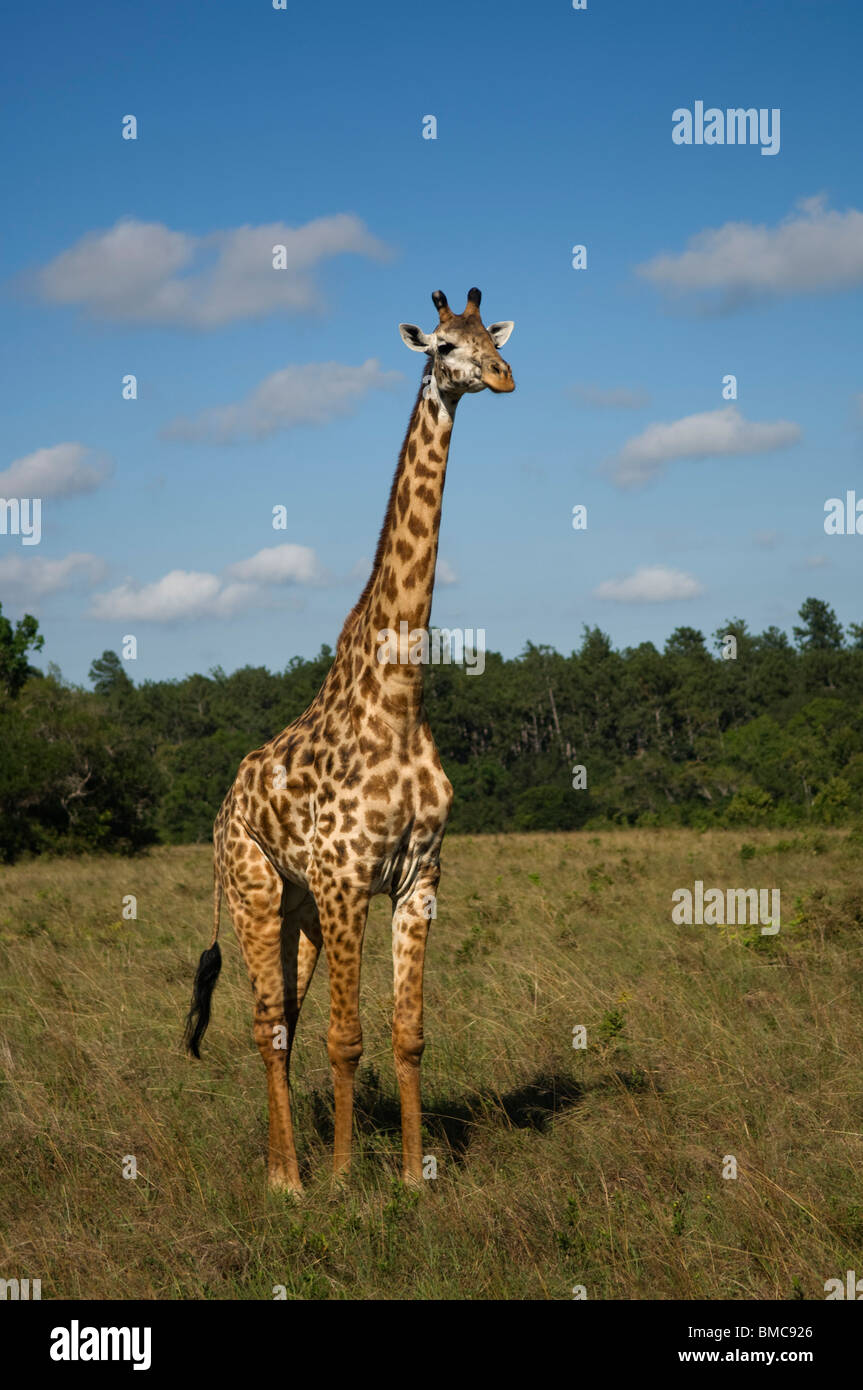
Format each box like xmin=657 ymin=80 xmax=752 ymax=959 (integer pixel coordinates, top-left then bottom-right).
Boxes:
xmin=338 ymin=370 xmax=458 ymax=722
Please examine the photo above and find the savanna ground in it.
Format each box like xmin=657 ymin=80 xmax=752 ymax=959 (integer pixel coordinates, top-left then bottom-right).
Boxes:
xmin=1 ymin=828 xmax=862 ymax=1300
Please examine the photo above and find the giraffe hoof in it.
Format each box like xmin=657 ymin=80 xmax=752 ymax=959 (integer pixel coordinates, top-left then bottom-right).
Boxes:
xmin=269 ymin=1175 xmax=304 ymax=1200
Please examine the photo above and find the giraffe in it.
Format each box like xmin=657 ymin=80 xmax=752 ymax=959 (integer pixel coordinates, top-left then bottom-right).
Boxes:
xmin=184 ymin=287 xmax=515 ymax=1192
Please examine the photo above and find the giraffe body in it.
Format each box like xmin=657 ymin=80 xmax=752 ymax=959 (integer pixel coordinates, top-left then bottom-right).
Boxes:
xmin=185 ymin=288 xmax=515 ymax=1191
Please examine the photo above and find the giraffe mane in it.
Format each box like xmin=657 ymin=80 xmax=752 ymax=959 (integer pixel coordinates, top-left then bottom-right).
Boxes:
xmin=337 ymin=362 xmax=430 ymax=644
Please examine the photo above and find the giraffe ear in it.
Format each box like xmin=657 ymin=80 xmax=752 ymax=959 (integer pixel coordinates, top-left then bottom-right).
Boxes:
xmin=398 ymin=323 xmax=432 ymax=352
xmin=487 ymin=321 xmax=514 ymax=349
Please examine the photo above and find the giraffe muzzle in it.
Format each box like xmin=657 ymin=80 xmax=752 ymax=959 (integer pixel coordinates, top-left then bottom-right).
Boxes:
xmin=482 ymin=359 xmax=515 ymax=393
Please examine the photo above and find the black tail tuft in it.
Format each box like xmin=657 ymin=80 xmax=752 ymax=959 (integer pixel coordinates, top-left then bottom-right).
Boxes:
xmin=184 ymin=943 xmax=222 ymax=1058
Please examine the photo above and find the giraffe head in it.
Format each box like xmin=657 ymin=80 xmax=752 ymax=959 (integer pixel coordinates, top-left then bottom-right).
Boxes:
xmin=398 ymin=288 xmax=515 ymax=396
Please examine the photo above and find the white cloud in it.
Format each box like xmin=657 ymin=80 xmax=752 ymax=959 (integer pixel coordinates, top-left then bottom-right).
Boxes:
xmin=569 ymin=383 xmax=650 ymax=409
xmin=35 ymin=214 xmax=392 ymax=327
xmin=435 ymin=558 xmax=458 ymax=585
xmin=163 ymin=359 xmax=401 ymax=443
xmin=0 ymin=443 xmax=111 ymax=498
xmin=607 ymin=405 xmax=800 ymax=488
xmin=753 ymin=529 xmax=780 ymax=549
xmin=637 ymin=196 xmax=863 ymax=307
xmin=89 ymin=541 xmax=324 ymax=622
xmin=88 ymin=570 xmax=261 ymax=622
xmin=800 ymin=554 xmax=828 ymax=570
xmin=0 ymin=552 xmax=106 ymax=596
xmin=594 ymin=565 xmax=703 ymax=603
xmin=226 ymin=544 xmax=321 ymax=585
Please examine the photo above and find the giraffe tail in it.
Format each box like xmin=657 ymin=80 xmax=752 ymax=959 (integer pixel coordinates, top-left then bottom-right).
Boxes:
xmin=183 ymin=868 xmax=223 ymax=1059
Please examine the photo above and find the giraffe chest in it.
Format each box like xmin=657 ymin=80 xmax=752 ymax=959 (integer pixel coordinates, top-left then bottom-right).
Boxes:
xmin=311 ymin=754 xmax=451 ymax=889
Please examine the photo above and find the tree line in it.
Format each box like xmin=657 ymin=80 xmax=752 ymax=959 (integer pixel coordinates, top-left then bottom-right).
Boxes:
xmin=1 ymin=597 xmax=862 ymax=861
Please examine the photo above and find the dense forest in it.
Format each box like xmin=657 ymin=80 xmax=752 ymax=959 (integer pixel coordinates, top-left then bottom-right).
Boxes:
xmin=1 ymin=597 xmax=863 ymax=861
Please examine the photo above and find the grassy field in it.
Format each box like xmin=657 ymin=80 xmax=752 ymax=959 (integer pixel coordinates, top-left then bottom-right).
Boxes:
xmin=1 ymin=828 xmax=862 ymax=1300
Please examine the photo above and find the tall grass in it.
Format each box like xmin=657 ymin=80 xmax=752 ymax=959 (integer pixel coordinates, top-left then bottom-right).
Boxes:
xmin=1 ymin=829 xmax=861 ymax=1299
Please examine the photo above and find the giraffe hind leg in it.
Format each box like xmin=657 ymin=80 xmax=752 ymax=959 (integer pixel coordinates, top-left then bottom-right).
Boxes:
xmin=222 ymin=833 xmax=321 ymax=1193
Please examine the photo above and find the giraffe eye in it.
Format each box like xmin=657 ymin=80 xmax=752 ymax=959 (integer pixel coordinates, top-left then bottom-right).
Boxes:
xmin=437 ymin=342 xmax=455 ymax=356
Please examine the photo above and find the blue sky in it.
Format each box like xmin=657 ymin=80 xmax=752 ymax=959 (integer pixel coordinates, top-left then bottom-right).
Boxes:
xmin=2 ymin=0 xmax=861 ymax=684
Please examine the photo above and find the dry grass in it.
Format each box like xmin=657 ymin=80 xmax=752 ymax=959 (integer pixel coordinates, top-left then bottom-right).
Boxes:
xmin=1 ymin=828 xmax=862 ymax=1300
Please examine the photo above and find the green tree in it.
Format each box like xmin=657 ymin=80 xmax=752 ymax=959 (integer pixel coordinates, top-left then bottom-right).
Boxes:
xmin=665 ymin=626 xmax=708 ymax=659
xmin=0 ymin=604 xmax=44 ymax=696
xmin=88 ymin=650 xmax=134 ymax=697
xmin=0 ymin=675 xmax=159 ymax=860
xmin=793 ymin=598 xmax=843 ymax=651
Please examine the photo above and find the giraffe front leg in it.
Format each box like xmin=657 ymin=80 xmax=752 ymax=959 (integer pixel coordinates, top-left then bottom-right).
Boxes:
xmin=391 ymin=866 xmax=438 ymax=1186
xmin=317 ymin=882 xmax=370 ymax=1181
